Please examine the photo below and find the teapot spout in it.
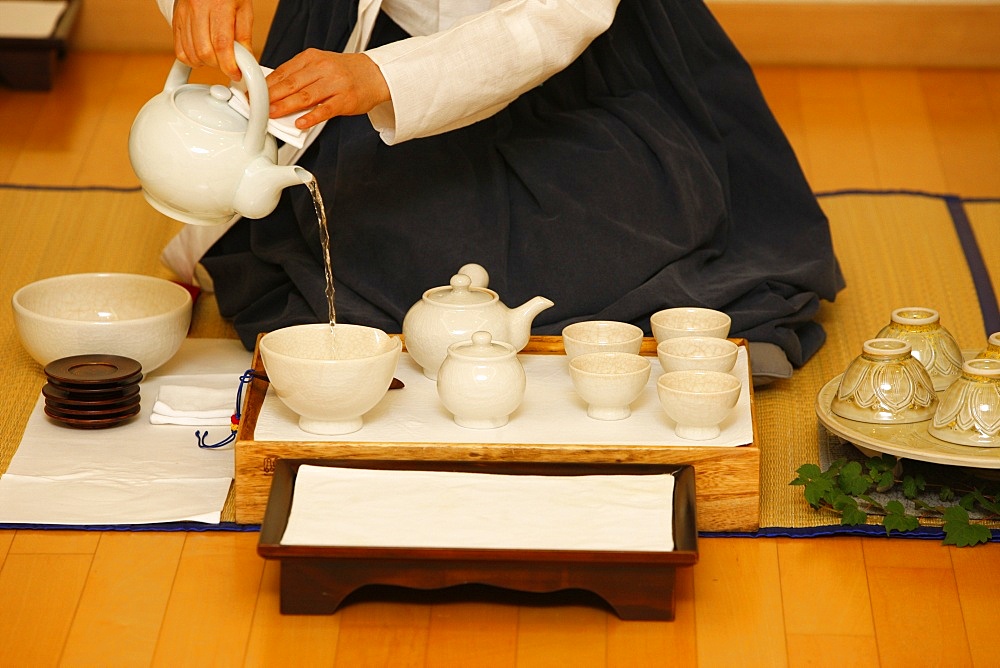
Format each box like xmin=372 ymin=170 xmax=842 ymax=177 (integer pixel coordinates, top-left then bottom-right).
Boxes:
xmin=234 ymin=161 xmax=314 ymax=219
xmin=507 ymin=296 xmax=555 ymax=351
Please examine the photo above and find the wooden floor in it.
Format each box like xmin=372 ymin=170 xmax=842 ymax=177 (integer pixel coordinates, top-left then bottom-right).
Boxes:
xmin=2 ymin=52 xmax=1000 ymax=667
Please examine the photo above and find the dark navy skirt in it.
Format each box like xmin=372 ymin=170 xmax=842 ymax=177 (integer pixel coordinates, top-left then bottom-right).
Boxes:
xmin=202 ymin=0 xmax=845 ymax=367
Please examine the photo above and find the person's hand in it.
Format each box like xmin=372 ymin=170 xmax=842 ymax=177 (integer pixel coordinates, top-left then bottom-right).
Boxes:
xmin=265 ymin=49 xmax=392 ymax=128
xmin=171 ymin=0 xmax=254 ymax=81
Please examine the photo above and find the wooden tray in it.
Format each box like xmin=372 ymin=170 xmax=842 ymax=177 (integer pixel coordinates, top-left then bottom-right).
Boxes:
xmin=258 ymin=459 xmax=699 ymax=621
xmin=235 ymin=336 xmax=760 ymax=531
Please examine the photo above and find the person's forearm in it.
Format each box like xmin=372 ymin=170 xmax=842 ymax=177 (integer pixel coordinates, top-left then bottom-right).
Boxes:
xmin=366 ymin=0 xmax=619 ymax=144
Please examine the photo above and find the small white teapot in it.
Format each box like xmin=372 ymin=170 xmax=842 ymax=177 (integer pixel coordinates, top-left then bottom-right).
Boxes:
xmin=437 ymin=331 xmax=526 ymax=428
xmin=128 ymin=43 xmax=311 ymax=225
xmin=402 ymin=264 xmax=554 ymax=379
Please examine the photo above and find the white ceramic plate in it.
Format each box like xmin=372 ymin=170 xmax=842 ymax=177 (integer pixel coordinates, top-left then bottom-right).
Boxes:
xmin=816 ymin=375 xmax=1000 ymax=469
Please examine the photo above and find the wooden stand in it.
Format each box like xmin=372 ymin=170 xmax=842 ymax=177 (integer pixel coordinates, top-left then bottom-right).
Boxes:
xmin=258 ymin=460 xmax=699 ymax=621
xmin=0 ymin=0 xmax=81 ymax=90
xmin=235 ymin=336 xmax=760 ymax=532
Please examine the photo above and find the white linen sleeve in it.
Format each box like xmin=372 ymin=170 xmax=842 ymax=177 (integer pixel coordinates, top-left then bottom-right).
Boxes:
xmin=157 ymin=0 xmax=174 ymax=23
xmin=364 ymin=0 xmax=619 ymax=144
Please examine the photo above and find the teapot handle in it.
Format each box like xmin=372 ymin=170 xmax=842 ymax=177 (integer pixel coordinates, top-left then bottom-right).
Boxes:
xmin=233 ymin=42 xmax=269 ymax=155
xmin=163 ymin=60 xmax=191 ymax=95
xmin=161 ymin=43 xmax=268 ymax=155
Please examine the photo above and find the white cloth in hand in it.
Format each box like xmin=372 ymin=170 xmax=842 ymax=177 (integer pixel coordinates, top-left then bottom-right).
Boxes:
xmin=227 ymin=67 xmax=315 ymax=149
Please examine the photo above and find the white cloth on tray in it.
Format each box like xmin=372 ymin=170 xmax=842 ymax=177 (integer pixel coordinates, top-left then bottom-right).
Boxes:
xmin=280 ymin=464 xmax=676 ymax=552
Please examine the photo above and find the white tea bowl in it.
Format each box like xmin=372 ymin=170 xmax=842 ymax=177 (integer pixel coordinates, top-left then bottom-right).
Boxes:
xmin=561 ymin=320 xmax=644 ymax=361
xmin=657 ymin=336 xmax=738 ymax=373
xmin=259 ymin=323 xmax=401 ymax=436
xmin=657 ymin=370 xmax=741 ymax=440
xmin=569 ymin=352 xmax=651 ymax=421
xmin=650 ymin=307 xmax=731 ymax=343
xmin=12 ymin=272 xmax=193 ymax=373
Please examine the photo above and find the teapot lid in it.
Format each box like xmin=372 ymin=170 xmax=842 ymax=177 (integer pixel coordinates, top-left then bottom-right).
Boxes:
xmin=449 ymin=331 xmax=515 ymax=358
xmin=426 ymin=273 xmax=496 ymax=306
xmin=173 ymin=84 xmax=247 ymax=132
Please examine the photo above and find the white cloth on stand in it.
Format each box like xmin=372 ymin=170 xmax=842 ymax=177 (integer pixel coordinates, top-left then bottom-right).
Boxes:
xmin=150 ymin=384 xmax=236 ymax=426
xmin=281 ymin=464 xmax=677 ymax=552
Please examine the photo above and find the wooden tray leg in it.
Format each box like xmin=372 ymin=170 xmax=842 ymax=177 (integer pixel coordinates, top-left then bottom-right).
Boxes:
xmin=279 ymin=560 xmax=362 ymax=614
xmin=573 ymin=565 xmax=678 ymax=621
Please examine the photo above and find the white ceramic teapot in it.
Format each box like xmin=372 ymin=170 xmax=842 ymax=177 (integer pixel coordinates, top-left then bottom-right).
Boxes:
xmin=128 ymin=43 xmax=311 ymax=226
xmin=401 ymin=264 xmax=554 ymax=379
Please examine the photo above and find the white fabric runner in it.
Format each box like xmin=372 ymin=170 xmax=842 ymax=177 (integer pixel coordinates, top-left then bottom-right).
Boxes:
xmin=281 ymin=464 xmax=677 ymax=552
xmin=0 ymin=339 xmax=251 ymax=526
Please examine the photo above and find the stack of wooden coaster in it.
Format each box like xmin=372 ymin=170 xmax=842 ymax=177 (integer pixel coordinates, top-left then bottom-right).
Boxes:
xmin=42 ymin=354 xmax=143 ymax=429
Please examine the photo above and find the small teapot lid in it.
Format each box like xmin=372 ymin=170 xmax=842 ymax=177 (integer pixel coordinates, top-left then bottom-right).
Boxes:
xmin=450 ymin=331 xmax=515 ymax=358
xmin=173 ymin=84 xmax=247 ymax=132
xmin=427 ymin=273 xmax=496 ymax=306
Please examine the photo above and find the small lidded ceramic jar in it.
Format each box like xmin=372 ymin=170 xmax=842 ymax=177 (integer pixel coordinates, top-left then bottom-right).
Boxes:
xmin=831 ymin=338 xmax=938 ymax=424
xmin=436 ymin=331 xmax=526 ymax=429
xmin=875 ymin=307 xmax=964 ymax=391
xmin=928 ymin=358 xmax=1000 ymax=447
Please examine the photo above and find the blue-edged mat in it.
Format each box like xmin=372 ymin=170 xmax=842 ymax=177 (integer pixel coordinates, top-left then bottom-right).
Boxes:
xmin=749 ymin=189 xmax=1000 ymax=542
xmin=1 ymin=187 xmax=998 ymax=539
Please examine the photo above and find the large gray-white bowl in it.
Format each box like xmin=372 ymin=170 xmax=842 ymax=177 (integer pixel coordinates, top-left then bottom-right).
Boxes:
xmin=12 ymin=273 xmax=193 ymax=373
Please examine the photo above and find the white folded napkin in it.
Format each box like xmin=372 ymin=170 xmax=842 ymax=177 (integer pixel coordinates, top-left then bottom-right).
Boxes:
xmin=150 ymin=384 xmax=235 ymax=426
xmin=228 ymin=67 xmax=316 ymax=149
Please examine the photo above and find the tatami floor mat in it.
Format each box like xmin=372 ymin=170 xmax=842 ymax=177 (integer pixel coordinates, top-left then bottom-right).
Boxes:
xmin=2 ymin=186 xmax=998 ymax=533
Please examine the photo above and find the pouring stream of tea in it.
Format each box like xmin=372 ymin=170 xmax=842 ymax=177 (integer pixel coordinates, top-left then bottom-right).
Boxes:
xmin=306 ymin=177 xmax=336 ymax=328
xmin=306 ymin=176 xmax=407 ymax=389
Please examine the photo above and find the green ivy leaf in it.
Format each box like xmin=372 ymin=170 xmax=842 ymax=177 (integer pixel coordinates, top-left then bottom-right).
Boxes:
xmin=901 ymin=474 xmax=925 ymax=500
xmin=882 ymin=500 xmax=919 ymax=536
xmin=913 ymin=498 xmax=942 ymax=514
xmin=857 ymin=494 xmax=885 ymax=514
xmin=875 ymin=470 xmax=895 ymax=493
xmin=790 ymin=463 xmax=822 ymax=485
xmin=838 ymin=460 xmax=872 ymax=496
xmin=833 ymin=495 xmax=867 ymax=525
xmin=866 ymin=454 xmax=896 ymax=476
xmin=790 ymin=463 xmax=836 ymax=508
xmin=959 ymin=493 xmax=977 ymax=511
xmin=791 ymin=454 xmax=997 ymax=546
xmin=942 ymin=506 xmax=993 ymax=547
xmin=971 ymin=489 xmax=1000 ymax=516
